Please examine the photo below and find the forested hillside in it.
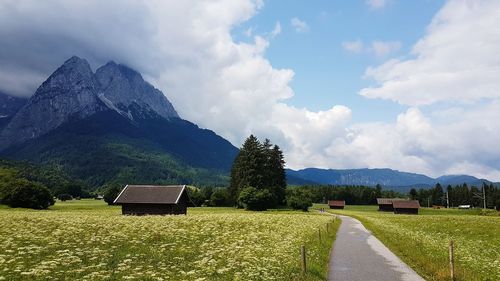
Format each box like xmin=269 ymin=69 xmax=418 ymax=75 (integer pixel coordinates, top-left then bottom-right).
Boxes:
xmin=0 ymin=159 xmax=87 ymax=198
xmin=2 ymin=111 xmax=233 ymax=189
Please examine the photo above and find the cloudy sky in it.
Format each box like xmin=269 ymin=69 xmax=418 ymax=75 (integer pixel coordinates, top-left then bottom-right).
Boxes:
xmin=1 ymin=0 xmax=500 ymax=180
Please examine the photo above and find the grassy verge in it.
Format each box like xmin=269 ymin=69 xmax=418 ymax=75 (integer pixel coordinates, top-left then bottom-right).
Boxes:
xmin=0 ymin=200 xmax=340 ymax=281
xmin=299 ymin=213 xmax=341 ymax=280
xmin=315 ymin=204 xmax=499 ymax=281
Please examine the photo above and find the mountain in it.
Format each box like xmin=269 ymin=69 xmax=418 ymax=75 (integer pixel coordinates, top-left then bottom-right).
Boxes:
xmin=0 ymin=57 xmax=104 ymax=150
xmin=287 ymin=168 xmax=435 ymax=186
xmin=0 ymin=92 xmax=27 ymax=130
xmin=435 ymin=175 xmax=490 ymax=187
xmin=286 ymin=168 xmax=494 ymax=191
xmin=0 ymin=56 xmax=238 ymax=188
xmin=0 ymin=56 xmax=180 ymax=150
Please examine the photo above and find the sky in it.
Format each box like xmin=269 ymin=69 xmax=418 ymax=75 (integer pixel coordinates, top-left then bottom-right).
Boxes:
xmin=1 ymin=0 xmax=500 ymax=180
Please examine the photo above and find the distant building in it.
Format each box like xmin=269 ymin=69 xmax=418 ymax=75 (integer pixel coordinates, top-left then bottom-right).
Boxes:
xmin=113 ymin=185 xmax=189 ymax=215
xmin=328 ymin=200 xmax=345 ymax=209
xmin=393 ymin=200 xmax=420 ymax=215
xmin=458 ymin=205 xmax=471 ymax=209
xmin=376 ymin=198 xmax=406 ymax=211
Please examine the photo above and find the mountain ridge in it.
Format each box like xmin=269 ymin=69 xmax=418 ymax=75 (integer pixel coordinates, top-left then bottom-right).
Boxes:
xmin=286 ymin=167 xmax=496 ymax=191
xmin=0 ymin=56 xmax=238 ymax=189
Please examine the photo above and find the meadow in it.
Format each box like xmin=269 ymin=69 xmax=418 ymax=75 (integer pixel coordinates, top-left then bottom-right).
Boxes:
xmin=0 ymin=200 xmax=339 ymax=281
xmin=317 ymin=204 xmax=499 ymax=281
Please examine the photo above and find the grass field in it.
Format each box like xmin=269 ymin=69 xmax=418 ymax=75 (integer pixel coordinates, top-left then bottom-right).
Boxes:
xmin=316 ymin=204 xmax=499 ymax=281
xmin=0 ymin=200 xmax=339 ymax=281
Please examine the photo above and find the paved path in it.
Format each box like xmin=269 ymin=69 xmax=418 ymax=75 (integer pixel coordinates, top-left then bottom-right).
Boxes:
xmin=328 ymin=215 xmax=425 ymax=281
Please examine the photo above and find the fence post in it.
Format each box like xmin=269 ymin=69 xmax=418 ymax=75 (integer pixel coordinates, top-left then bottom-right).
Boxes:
xmin=449 ymin=240 xmax=455 ymax=281
xmin=301 ymin=245 xmax=307 ymax=274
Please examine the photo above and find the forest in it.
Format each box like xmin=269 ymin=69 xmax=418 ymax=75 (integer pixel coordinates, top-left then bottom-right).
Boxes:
xmin=409 ymin=183 xmax=500 ymax=209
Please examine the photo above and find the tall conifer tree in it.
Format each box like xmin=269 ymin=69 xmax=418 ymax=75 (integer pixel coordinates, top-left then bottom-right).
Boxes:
xmin=229 ymin=135 xmax=287 ymax=207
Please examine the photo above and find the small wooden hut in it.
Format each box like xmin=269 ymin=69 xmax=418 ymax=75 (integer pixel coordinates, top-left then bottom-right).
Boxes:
xmin=393 ymin=200 xmax=420 ymax=215
xmin=376 ymin=198 xmax=406 ymax=211
xmin=113 ymin=185 xmax=189 ymax=215
xmin=328 ymin=200 xmax=345 ymax=209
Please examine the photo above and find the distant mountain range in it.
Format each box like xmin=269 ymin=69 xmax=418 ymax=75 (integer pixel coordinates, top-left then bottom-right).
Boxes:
xmin=286 ymin=168 xmax=496 ymax=191
xmin=0 ymin=56 xmax=238 ymax=189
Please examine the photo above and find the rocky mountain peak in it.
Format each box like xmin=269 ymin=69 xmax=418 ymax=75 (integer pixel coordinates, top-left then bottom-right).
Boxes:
xmin=31 ymin=56 xmax=97 ymax=102
xmin=0 ymin=56 xmax=180 ymax=150
xmin=96 ymin=61 xmax=179 ymax=120
xmin=95 ymin=61 xmax=142 ymax=89
xmin=65 ymin=55 xmax=89 ymax=66
xmin=0 ymin=56 xmax=104 ymax=150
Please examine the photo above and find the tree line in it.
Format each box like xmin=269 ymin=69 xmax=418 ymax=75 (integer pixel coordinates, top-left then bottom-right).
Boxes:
xmin=295 ymin=184 xmax=403 ymax=205
xmin=409 ymin=183 xmax=500 ymax=209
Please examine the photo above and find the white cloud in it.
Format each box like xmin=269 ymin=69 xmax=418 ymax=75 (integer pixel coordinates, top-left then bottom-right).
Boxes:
xmin=269 ymin=104 xmax=352 ymax=168
xmin=350 ymin=0 xmax=500 ymax=180
xmin=290 ymin=17 xmax=309 ymax=33
xmin=320 ymin=103 xmax=500 ymax=180
xmin=342 ymin=40 xmax=364 ymax=53
xmin=270 ymin=21 xmax=281 ymax=38
xmin=366 ymin=0 xmax=388 ymax=9
xmin=369 ymin=40 xmax=401 ymax=58
xmin=342 ymin=40 xmax=400 ymax=57
xmin=360 ymin=0 xmax=500 ymax=105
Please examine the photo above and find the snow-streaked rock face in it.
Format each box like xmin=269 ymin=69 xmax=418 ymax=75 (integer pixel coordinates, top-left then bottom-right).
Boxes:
xmin=96 ymin=62 xmax=178 ymax=120
xmin=0 ymin=56 xmax=179 ymax=150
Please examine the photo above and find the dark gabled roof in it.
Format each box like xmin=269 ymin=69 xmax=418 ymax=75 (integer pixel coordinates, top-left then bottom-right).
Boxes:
xmin=393 ymin=200 xmax=420 ymax=209
xmin=376 ymin=198 xmax=407 ymax=205
xmin=113 ymin=185 xmax=186 ymax=204
xmin=328 ymin=200 xmax=345 ymax=207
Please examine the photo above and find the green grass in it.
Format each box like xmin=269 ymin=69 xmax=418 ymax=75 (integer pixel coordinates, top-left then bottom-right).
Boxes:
xmin=0 ymin=200 xmax=339 ymax=281
xmin=315 ymin=204 xmax=500 ymax=281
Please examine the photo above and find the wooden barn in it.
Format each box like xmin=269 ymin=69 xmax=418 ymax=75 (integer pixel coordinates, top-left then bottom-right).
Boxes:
xmin=113 ymin=185 xmax=189 ymax=215
xmin=393 ymin=200 xmax=420 ymax=215
xmin=328 ymin=200 xmax=345 ymax=209
xmin=376 ymin=198 xmax=406 ymax=211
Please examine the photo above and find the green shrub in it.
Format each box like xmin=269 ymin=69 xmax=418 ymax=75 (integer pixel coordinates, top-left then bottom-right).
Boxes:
xmin=210 ymin=189 xmax=228 ymax=206
xmin=57 ymin=193 xmax=73 ymax=201
xmin=103 ymin=184 xmax=122 ymax=205
xmin=238 ymin=187 xmax=273 ymax=211
xmin=286 ymin=188 xmax=313 ymax=211
xmin=2 ymin=180 xmax=54 ymax=209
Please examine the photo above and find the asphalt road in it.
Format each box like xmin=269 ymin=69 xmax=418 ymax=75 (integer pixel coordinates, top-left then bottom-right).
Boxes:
xmin=328 ymin=215 xmax=426 ymax=281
